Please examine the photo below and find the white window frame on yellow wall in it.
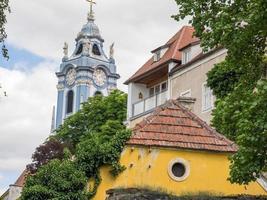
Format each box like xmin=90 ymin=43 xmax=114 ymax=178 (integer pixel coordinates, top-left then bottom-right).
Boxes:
xmin=202 ymin=82 xmax=213 ymax=112
xmin=168 ymin=158 xmax=190 ymax=182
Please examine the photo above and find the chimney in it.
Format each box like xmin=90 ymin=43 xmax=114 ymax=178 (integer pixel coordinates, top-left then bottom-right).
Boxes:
xmin=177 ymin=96 xmax=196 ymax=111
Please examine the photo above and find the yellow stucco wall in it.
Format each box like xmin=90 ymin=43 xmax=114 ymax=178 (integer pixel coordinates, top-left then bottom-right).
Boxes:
xmin=93 ymin=146 xmax=266 ymax=199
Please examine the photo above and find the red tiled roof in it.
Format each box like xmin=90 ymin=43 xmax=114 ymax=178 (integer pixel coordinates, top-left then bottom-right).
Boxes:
xmin=12 ymin=170 xmax=27 ymax=187
xmin=124 ymin=26 xmax=198 ymax=84
xmin=127 ymin=100 xmax=237 ymax=152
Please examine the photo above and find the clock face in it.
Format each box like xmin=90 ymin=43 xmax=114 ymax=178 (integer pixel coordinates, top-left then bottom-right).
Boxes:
xmin=93 ymin=68 xmax=107 ymax=87
xmin=66 ymin=68 xmax=76 ymax=86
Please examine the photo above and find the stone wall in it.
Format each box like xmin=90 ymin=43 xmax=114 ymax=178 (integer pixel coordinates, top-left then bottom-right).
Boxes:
xmin=106 ymin=188 xmax=267 ymax=200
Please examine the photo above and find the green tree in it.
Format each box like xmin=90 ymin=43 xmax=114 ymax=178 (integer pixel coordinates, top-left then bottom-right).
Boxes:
xmin=22 ymin=90 xmax=131 ymax=199
xmin=26 ymin=138 xmax=70 ymax=174
xmin=56 ymin=89 xmax=127 ymax=147
xmin=173 ymin=0 xmax=267 ymax=184
xmin=0 ymin=0 xmax=10 ymax=59
xmin=75 ymin=120 xmax=131 ymax=197
xmin=21 ymin=160 xmax=89 ymax=200
xmin=212 ymin=80 xmax=267 ymax=184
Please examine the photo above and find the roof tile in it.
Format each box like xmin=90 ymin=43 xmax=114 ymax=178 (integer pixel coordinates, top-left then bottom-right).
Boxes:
xmin=13 ymin=170 xmax=27 ymax=187
xmin=127 ymin=100 xmax=237 ymax=153
xmin=125 ymin=26 xmax=197 ymax=84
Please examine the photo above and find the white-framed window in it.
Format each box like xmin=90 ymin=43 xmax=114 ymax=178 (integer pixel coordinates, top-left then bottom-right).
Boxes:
xmin=149 ymin=87 xmax=155 ymax=97
xmin=180 ymin=89 xmax=191 ymax=97
xmin=155 ymin=85 xmax=160 ymax=94
xmin=161 ymin=82 xmax=167 ymax=91
xmin=149 ymin=81 xmax=168 ymax=97
xmin=168 ymin=158 xmax=190 ymax=182
xmin=153 ymin=50 xmax=161 ymax=62
xmin=182 ymin=49 xmax=191 ymax=64
xmin=202 ymin=83 xmax=213 ymax=112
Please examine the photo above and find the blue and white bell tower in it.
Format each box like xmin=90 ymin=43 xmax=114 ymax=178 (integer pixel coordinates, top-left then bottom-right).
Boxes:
xmin=54 ymin=1 xmax=120 ymax=128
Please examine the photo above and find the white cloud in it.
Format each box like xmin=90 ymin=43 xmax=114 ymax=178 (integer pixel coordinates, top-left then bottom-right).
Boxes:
xmin=6 ymin=0 xmax=188 ymax=91
xmin=0 ymin=174 xmax=3 ymax=181
xmin=0 ymin=158 xmax=30 ymax=172
xmin=0 ymin=174 xmax=7 ymax=195
xmin=0 ymin=62 xmax=57 ymax=176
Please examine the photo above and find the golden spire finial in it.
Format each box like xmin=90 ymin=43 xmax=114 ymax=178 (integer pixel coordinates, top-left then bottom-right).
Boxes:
xmin=86 ymin=0 xmax=96 ymax=21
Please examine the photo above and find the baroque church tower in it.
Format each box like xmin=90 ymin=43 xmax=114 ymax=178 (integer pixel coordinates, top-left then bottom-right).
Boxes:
xmin=55 ymin=1 xmax=120 ymax=128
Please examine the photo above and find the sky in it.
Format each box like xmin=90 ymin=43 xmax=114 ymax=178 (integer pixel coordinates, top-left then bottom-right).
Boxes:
xmin=0 ymin=0 xmax=188 ymax=195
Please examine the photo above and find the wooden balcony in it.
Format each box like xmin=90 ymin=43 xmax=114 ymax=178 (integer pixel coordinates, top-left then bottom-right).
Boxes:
xmin=132 ymin=89 xmax=168 ymax=118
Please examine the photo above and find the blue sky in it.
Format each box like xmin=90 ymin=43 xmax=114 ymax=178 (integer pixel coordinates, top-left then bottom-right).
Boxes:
xmin=0 ymin=45 xmax=45 ymax=70
xmin=0 ymin=172 xmax=21 ymax=191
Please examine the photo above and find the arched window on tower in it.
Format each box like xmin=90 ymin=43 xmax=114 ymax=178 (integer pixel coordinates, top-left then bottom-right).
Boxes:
xmin=92 ymin=44 xmax=101 ymax=56
xmin=66 ymin=90 xmax=74 ymax=114
xmin=75 ymin=44 xmax=83 ymax=55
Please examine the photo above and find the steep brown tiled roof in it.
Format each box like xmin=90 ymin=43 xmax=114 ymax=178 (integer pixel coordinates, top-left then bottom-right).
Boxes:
xmin=127 ymin=100 xmax=237 ymax=152
xmin=124 ymin=26 xmax=198 ymax=84
xmin=12 ymin=170 xmax=27 ymax=187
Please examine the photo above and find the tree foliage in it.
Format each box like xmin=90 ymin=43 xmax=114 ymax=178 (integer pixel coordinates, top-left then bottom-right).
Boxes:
xmin=206 ymin=61 xmax=242 ymax=99
xmin=173 ymin=0 xmax=267 ymax=184
xmin=213 ymin=80 xmax=267 ymax=184
xmin=75 ymin=120 xmax=131 ymax=197
xmin=173 ymin=0 xmax=267 ymax=59
xmin=0 ymin=0 xmax=10 ymax=59
xmin=21 ymin=90 xmax=131 ymax=199
xmin=21 ymin=160 xmax=89 ymax=200
xmin=56 ymin=89 xmax=127 ymax=147
xmin=26 ymin=138 xmax=69 ymax=174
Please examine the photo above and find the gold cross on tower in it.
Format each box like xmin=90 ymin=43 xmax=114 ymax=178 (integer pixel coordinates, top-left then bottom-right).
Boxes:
xmin=86 ymin=0 xmax=96 ymax=20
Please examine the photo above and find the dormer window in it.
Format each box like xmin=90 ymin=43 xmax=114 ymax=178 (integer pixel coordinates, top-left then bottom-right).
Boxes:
xmin=182 ymin=49 xmax=191 ymax=64
xmin=92 ymin=44 xmax=101 ymax=56
xmin=154 ymin=51 xmax=161 ymax=62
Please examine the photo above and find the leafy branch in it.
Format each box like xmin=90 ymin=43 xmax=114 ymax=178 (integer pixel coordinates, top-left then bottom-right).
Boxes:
xmin=0 ymin=0 xmax=10 ymax=59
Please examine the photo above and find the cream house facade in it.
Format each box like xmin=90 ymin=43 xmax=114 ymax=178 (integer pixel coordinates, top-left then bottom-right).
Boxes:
xmin=125 ymin=26 xmax=227 ymax=127
xmin=169 ymin=46 xmax=227 ymax=123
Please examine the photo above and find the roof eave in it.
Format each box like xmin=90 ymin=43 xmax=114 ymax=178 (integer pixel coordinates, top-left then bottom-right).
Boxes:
xmin=151 ymin=43 xmax=172 ymax=53
xmin=0 ymin=189 xmax=9 ymax=198
xmin=169 ymin=47 xmax=224 ymax=76
xmin=124 ymin=59 xmax=180 ymax=85
xmin=179 ymin=40 xmax=201 ymax=51
xmin=125 ymin=143 xmax=237 ymax=153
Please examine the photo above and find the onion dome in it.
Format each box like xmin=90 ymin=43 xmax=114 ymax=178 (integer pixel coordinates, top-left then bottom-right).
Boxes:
xmin=76 ymin=6 xmax=103 ymax=42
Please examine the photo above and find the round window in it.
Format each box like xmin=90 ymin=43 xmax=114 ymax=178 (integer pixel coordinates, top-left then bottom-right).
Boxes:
xmin=172 ymin=163 xmax=186 ymax=177
xmin=168 ymin=158 xmax=190 ymax=182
